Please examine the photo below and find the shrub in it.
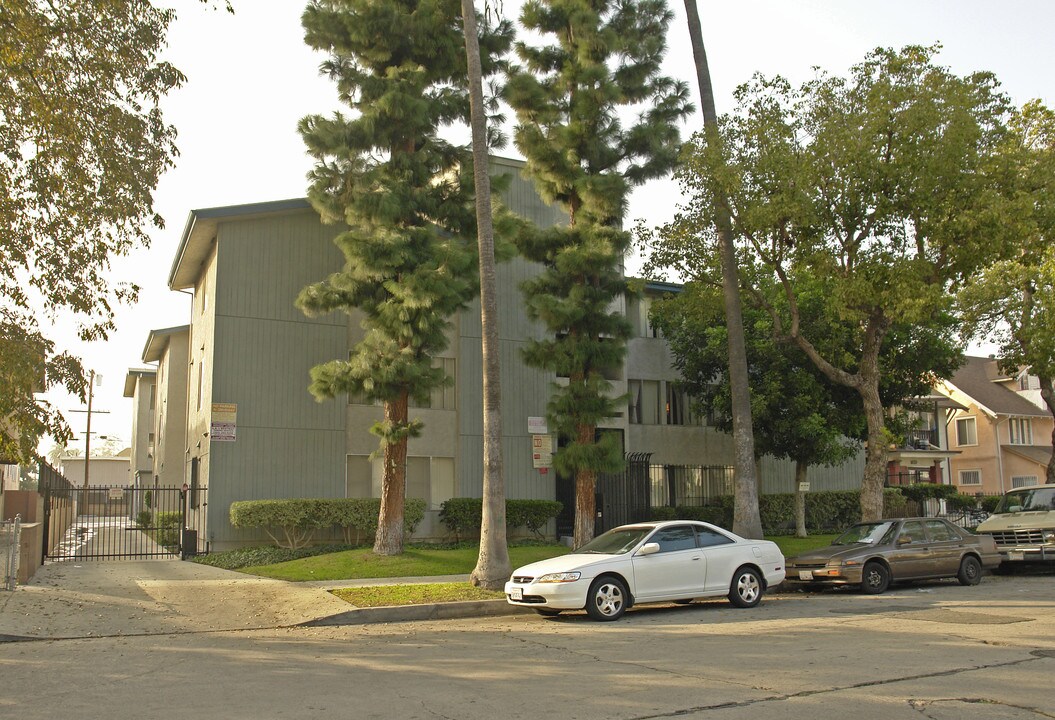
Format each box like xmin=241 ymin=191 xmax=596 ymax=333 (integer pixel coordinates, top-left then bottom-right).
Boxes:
xmin=156 ymin=511 xmax=182 ymax=548
xmin=439 ymin=498 xmax=564 ymax=540
xmin=980 ymin=495 xmax=1002 ymax=513
xmin=883 ymin=487 xmax=909 ymax=517
xmin=230 ymin=498 xmax=426 ymax=549
xmin=900 ymin=482 xmax=959 ymax=504
xmin=650 ymin=506 xmax=677 ymax=521
xmin=135 ymin=510 xmax=152 ymax=529
xmin=230 ymin=499 xmax=332 ymax=549
xmin=439 ymin=498 xmax=482 ymax=541
xmin=506 ymin=500 xmax=562 ymax=539
xmin=143 ymin=490 xmax=153 ymax=510
xmin=944 ymin=493 xmax=980 ymax=513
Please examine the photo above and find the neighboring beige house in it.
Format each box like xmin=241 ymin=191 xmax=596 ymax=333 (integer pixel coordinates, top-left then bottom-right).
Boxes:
xmin=939 ymin=356 xmax=1054 ymax=496
xmin=123 ymin=368 xmax=156 ymax=491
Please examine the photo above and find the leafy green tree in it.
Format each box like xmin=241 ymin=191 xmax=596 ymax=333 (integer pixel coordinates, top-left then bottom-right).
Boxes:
xmin=960 ymin=100 xmax=1055 ymax=483
xmin=505 ymin=0 xmax=691 ymax=547
xmin=297 ymin=0 xmax=512 ymax=555
xmin=0 ymin=0 xmax=197 ymax=462
xmin=651 ymin=282 xmax=862 ymax=536
xmin=650 ymin=46 xmax=1015 ymax=522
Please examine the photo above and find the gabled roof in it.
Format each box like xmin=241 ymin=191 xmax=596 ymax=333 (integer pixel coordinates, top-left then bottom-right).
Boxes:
xmin=946 ymin=356 xmax=1048 ymax=418
xmin=168 ymin=198 xmax=313 ymax=290
xmin=122 ymin=368 xmax=156 ymax=398
xmin=142 ymin=325 xmax=190 ymax=364
xmin=1002 ymin=445 xmax=1053 ymax=467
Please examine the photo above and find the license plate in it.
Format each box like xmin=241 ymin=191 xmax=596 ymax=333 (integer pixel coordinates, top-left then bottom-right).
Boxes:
xmin=1007 ymin=551 xmax=1025 ymax=561
xmin=798 ymin=571 xmax=814 ymax=581
xmin=510 ymin=588 xmax=523 ymax=601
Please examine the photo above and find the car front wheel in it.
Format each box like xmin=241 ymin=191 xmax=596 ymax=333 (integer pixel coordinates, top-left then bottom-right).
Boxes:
xmin=957 ymin=555 xmax=982 ymax=586
xmin=861 ymin=561 xmax=890 ymax=594
xmin=728 ymin=566 xmax=763 ymax=608
xmin=585 ymin=576 xmax=628 ymax=621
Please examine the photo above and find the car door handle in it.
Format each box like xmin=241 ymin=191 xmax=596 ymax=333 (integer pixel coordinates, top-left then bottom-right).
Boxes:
xmin=691 ymin=556 xmax=701 ymax=561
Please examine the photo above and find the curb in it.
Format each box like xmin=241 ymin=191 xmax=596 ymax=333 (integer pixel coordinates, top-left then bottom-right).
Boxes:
xmin=300 ymin=598 xmax=532 ymax=627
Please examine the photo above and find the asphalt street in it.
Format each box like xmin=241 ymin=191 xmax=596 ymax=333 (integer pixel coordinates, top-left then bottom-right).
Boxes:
xmin=3 ymin=572 xmax=1054 ymax=720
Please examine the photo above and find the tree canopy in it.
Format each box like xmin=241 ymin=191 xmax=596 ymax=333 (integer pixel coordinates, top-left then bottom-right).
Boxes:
xmin=505 ymin=0 xmax=691 ymax=546
xmin=648 ymin=45 xmax=1016 ymax=521
xmin=1 ymin=0 xmax=189 ymax=463
xmin=297 ymin=0 xmax=513 ymax=554
xmin=959 ymin=100 xmax=1055 ymax=482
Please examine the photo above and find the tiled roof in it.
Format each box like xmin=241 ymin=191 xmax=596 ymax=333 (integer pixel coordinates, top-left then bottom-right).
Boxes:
xmin=948 ymin=356 xmax=1048 ymax=417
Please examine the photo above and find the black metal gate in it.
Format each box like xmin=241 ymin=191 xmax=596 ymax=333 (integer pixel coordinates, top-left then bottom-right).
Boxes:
xmin=41 ymin=467 xmax=207 ymax=561
xmin=595 ymin=452 xmax=653 ymax=534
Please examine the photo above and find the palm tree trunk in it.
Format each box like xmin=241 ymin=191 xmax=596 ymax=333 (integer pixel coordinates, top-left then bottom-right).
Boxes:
xmin=683 ymin=0 xmax=762 ymax=538
xmin=462 ymin=0 xmax=511 ymax=589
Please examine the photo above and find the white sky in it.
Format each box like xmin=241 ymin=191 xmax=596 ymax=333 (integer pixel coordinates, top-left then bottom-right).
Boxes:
xmin=42 ymin=0 xmax=1055 ymax=453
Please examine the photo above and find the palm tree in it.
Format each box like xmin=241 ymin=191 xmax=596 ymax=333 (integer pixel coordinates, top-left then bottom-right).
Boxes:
xmin=682 ymin=0 xmax=762 ymax=538
xmin=461 ymin=0 xmax=512 ymax=589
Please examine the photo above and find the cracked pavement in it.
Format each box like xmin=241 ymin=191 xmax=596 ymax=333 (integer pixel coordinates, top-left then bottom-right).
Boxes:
xmin=2 ymin=571 xmax=1054 ymax=719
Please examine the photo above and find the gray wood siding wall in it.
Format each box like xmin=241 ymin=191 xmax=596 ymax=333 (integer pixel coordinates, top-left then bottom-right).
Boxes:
xmin=455 ymin=161 xmax=566 ymax=502
xmin=208 ymin=211 xmax=347 ymax=544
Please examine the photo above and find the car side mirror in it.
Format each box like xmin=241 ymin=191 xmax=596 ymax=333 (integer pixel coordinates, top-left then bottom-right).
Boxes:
xmin=637 ymin=542 xmax=660 ymax=556
xmin=898 ymin=536 xmax=912 ymax=546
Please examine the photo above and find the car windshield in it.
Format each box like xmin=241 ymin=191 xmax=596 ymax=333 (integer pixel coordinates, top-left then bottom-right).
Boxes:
xmin=994 ymin=488 xmax=1055 ymax=514
xmin=832 ymin=522 xmax=896 ymax=546
xmin=575 ymin=527 xmax=653 ymax=555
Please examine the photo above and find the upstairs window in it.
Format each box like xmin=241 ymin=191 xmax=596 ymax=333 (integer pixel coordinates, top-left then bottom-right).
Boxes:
xmin=956 ymin=417 xmax=977 ymax=446
xmin=1009 ymin=417 xmax=1033 ymax=445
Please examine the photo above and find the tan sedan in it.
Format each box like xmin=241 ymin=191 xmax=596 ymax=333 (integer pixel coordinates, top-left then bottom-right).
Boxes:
xmin=784 ymin=517 xmax=1002 ymax=594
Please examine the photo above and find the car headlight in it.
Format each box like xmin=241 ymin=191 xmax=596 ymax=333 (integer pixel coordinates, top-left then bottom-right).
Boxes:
xmin=1043 ymin=530 xmax=1055 ymax=543
xmin=537 ymin=572 xmax=581 ymax=583
xmin=829 ymin=559 xmax=859 ymax=567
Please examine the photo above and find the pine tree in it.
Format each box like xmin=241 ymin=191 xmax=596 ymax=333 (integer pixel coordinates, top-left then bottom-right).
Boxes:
xmin=506 ymin=0 xmax=692 ymax=547
xmin=297 ymin=0 xmax=512 ymax=555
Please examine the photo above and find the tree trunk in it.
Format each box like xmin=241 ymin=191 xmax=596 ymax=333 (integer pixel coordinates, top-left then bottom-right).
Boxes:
xmin=1040 ymin=374 xmax=1055 ymax=485
xmin=374 ymin=392 xmax=408 ymax=555
xmin=683 ymin=0 xmax=762 ymax=539
xmin=859 ymin=380 xmax=888 ymax=522
xmin=573 ymin=423 xmax=597 ymax=548
xmin=462 ymin=0 xmax=512 ymax=590
xmin=794 ymin=459 xmax=807 ymax=538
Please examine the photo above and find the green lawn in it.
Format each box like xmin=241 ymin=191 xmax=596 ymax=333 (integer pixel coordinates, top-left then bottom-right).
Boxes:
xmin=237 ymin=534 xmax=835 ymax=582
xmin=241 ymin=543 xmax=571 ymax=582
xmin=771 ymin=534 xmax=837 ymax=557
xmin=331 ymin=583 xmax=505 ymax=607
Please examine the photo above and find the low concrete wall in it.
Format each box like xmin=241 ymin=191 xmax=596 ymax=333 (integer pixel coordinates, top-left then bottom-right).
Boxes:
xmin=18 ymin=522 xmax=42 ymax=584
xmin=3 ymin=491 xmax=44 ymax=522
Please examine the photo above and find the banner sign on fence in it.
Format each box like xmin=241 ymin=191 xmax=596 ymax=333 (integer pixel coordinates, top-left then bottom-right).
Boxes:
xmin=211 ymin=402 xmax=237 ymax=442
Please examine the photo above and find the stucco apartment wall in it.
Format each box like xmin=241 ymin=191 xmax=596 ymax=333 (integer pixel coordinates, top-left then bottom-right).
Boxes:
xmin=126 ymin=372 xmax=155 ymax=483
xmin=154 ymin=331 xmax=189 ymax=489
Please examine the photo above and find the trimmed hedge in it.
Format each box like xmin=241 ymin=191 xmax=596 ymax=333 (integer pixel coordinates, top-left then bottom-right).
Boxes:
xmin=229 ymin=498 xmax=426 ymax=549
xmin=438 ymin=498 xmax=563 ymax=541
xmin=648 ymin=489 xmax=909 ymax=534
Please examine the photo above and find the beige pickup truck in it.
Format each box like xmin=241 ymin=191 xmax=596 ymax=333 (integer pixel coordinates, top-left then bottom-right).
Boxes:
xmin=976 ymin=484 xmax=1055 ymax=563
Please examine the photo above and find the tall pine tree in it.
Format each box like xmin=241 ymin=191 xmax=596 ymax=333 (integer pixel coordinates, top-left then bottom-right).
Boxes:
xmin=506 ymin=0 xmax=691 ymax=547
xmin=297 ymin=0 xmax=512 ymax=555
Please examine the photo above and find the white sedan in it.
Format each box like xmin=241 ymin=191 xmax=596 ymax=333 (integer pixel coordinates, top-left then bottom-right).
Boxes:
xmin=505 ymin=520 xmax=786 ymax=621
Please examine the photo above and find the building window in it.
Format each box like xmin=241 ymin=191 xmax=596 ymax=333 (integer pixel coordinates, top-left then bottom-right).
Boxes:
xmin=1011 ymin=475 xmax=1039 ymax=489
xmin=1009 ymin=418 xmax=1033 ymax=445
xmin=958 ymin=469 xmax=981 ymax=486
xmin=628 ymin=379 xmax=660 ymax=424
xmin=149 ymin=388 xmax=156 ymax=410
xmin=196 ymin=361 xmax=204 ymax=411
xmin=665 ymin=382 xmax=699 ymax=426
xmin=956 ymin=417 xmax=977 ymax=446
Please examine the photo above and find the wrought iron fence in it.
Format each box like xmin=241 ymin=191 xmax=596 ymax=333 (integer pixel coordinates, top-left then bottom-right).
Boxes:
xmin=1 ymin=515 xmax=21 ymax=590
xmin=650 ymin=464 xmax=734 ymax=508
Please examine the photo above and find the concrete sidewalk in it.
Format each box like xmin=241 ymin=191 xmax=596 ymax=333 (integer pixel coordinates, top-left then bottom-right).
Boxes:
xmin=0 ymin=559 xmax=514 ymax=640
